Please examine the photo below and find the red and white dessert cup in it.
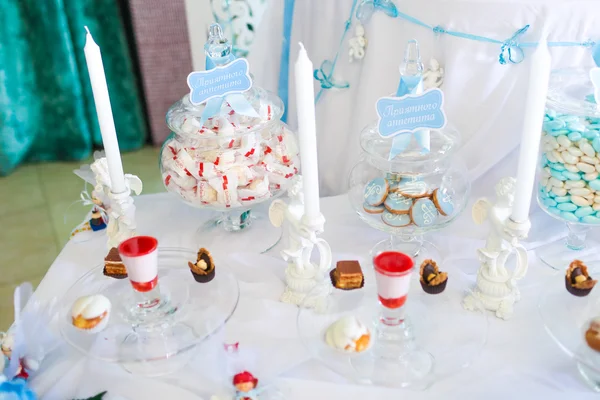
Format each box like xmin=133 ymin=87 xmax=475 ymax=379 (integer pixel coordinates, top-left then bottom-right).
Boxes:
xmin=119 ymin=236 xmax=161 ymax=311
xmin=373 ymin=251 xmax=413 ymax=326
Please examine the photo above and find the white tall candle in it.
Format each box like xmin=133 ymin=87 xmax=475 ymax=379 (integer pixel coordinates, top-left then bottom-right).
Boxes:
xmin=83 ymin=27 xmax=127 ymax=194
xmin=295 ymin=43 xmax=321 ymax=219
xmin=511 ymin=39 xmax=551 ymax=222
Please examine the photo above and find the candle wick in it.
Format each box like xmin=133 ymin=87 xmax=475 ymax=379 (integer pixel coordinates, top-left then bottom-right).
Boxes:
xmin=84 ymin=26 xmax=91 ymax=36
xmin=298 ymin=42 xmax=306 ymax=52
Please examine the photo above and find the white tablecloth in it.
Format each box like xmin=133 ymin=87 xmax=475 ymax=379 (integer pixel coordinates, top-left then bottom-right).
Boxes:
xmin=25 ymin=192 xmax=600 ymax=399
xmin=249 ymin=0 xmax=600 ymax=197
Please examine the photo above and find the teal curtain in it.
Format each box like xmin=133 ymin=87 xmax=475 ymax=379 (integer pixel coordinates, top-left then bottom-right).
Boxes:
xmin=0 ymin=0 xmax=146 ymax=176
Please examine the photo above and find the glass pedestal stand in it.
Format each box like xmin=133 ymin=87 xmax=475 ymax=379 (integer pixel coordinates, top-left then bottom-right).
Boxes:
xmin=298 ymin=264 xmax=488 ymax=389
xmin=59 ymin=248 xmax=239 ymax=377
xmin=536 ymin=222 xmax=600 ymax=271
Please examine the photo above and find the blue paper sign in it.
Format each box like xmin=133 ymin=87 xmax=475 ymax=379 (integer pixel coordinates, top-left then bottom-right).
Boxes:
xmin=187 ymin=58 xmax=253 ymax=105
xmin=376 ymin=88 xmax=447 ymax=138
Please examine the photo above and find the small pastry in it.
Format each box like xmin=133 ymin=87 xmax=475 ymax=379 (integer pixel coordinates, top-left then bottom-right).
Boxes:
xmin=325 ymin=315 xmax=371 ymax=353
xmin=188 ymin=248 xmax=216 ymax=283
xmin=565 ymin=260 xmax=597 ymax=296
xmin=363 ymin=203 xmax=385 ymax=214
xmin=103 ymin=247 xmax=127 ymax=279
xmin=71 ymin=294 xmax=111 ymax=333
xmin=419 ymin=259 xmax=448 ymax=294
xmin=384 ymin=192 xmax=413 ymax=214
xmin=432 ymin=188 xmax=454 ymax=217
xmin=585 ymin=318 xmax=600 ymax=352
xmin=363 ymin=178 xmax=389 ymax=206
xmin=330 ymin=260 xmax=364 ymax=290
xmin=381 ymin=210 xmax=412 ymax=227
xmin=410 ymin=198 xmax=439 ymax=227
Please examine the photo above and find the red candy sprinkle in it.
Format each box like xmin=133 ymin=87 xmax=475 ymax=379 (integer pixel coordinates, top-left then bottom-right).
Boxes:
xmin=264 ymin=146 xmax=272 ymax=154
xmin=228 ymin=139 xmax=235 ymax=148
xmin=164 ymin=175 xmax=171 ymax=186
xmin=244 ymin=148 xmax=255 ymax=157
xmin=214 ymin=157 xmax=220 ymax=166
xmin=184 ymin=169 xmax=192 ymax=176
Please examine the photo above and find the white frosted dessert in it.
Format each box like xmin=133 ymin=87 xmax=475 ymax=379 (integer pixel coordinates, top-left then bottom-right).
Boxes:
xmin=325 ymin=315 xmax=371 ymax=353
xmin=71 ymin=294 xmax=111 ymax=333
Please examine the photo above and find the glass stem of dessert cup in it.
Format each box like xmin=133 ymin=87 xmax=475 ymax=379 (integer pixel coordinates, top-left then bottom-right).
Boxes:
xmin=537 ymin=223 xmax=600 ymax=270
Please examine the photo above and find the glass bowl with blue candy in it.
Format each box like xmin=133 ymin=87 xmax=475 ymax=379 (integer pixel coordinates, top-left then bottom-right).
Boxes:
xmin=537 ymin=68 xmax=600 ymax=269
xmin=348 ymin=121 xmax=470 ymax=261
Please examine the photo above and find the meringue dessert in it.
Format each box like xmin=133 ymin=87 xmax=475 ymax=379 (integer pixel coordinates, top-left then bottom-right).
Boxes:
xmin=71 ymin=294 xmax=111 ymax=333
xmin=325 ymin=315 xmax=371 ymax=353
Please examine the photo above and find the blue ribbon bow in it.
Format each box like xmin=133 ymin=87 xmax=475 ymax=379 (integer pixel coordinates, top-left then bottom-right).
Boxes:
xmin=499 ymin=25 xmax=529 ymax=65
xmin=356 ymin=0 xmax=398 ymax=22
xmin=199 ymin=53 xmax=258 ymax=125
xmin=313 ymin=60 xmax=350 ymax=102
xmin=388 ymin=75 xmax=430 ymax=160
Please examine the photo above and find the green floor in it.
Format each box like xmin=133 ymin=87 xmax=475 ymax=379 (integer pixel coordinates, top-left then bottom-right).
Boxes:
xmin=0 ymin=146 xmax=165 ymax=331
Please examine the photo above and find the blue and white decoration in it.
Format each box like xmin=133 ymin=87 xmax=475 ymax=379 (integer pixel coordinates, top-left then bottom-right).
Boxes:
xmin=378 ymin=86 xmax=446 ymax=160
xmin=188 ymin=25 xmax=259 ymax=126
xmin=377 ymin=89 xmax=446 ymax=138
xmin=187 ymin=58 xmax=253 ymax=105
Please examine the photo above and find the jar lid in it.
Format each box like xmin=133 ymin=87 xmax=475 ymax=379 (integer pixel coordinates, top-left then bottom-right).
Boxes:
xmin=166 ymin=87 xmax=284 ymax=139
xmin=546 ymin=68 xmax=600 ymax=118
xmin=359 ymin=121 xmax=461 ymax=174
xmin=166 ymin=23 xmax=284 ymax=139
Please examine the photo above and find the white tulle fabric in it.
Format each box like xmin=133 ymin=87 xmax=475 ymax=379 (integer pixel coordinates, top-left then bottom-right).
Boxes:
xmin=248 ymin=0 xmax=600 ymax=197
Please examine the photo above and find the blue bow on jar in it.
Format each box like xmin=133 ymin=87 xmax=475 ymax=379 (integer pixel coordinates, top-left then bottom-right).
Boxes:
xmin=356 ymin=0 xmax=398 ymax=22
xmin=189 ymin=24 xmax=259 ymax=126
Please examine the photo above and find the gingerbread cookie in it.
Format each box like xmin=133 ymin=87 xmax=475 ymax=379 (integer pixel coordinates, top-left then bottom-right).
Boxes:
xmin=363 ymin=178 xmax=389 ymax=206
xmin=432 ymin=188 xmax=454 ymax=217
xmin=384 ymin=192 xmax=412 ymax=214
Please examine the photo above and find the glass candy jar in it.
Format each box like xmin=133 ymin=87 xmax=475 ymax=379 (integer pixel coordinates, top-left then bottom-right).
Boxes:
xmin=537 ymin=68 xmax=600 ymax=269
xmin=160 ymin=25 xmax=299 ymax=250
xmin=348 ymin=121 xmax=470 ymax=259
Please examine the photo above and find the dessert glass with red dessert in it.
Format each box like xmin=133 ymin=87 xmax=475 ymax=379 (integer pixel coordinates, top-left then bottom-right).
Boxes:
xmin=119 ymin=236 xmax=162 ymax=313
xmin=369 ymin=247 xmax=434 ymax=384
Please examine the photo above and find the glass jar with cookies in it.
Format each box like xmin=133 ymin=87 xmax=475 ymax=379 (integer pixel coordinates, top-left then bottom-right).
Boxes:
xmin=348 ymin=120 xmax=470 ymax=260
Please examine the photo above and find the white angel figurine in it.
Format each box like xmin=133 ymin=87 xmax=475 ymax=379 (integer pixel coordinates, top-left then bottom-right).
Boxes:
xmin=348 ymin=23 xmax=367 ymax=62
xmin=423 ymin=58 xmax=444 ymax=89
xmin=464 ymin=177 xmax=528 ymax=319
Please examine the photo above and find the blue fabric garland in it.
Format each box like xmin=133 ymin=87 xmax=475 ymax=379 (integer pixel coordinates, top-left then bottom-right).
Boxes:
xmin=309 ymin=0 xmax=596 ymax=102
